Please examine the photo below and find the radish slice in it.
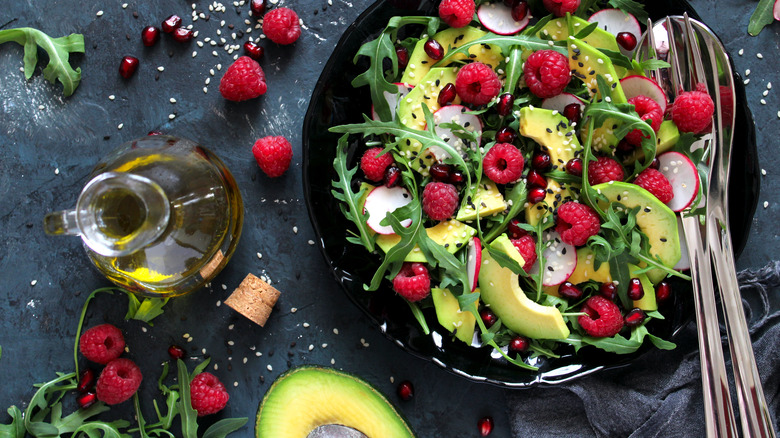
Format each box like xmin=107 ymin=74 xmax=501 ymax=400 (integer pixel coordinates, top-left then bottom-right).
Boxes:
xmin=429 ymin=104 xmax=483 ymax=161
xmin=674 ymin=217 xmax=691 ymax=271
xmin=467 ymin=237 xmax=482 ymax=292
xmin=529 ymin=230 xmax=577 ymax=286
xmin=477 ymin=1 xmax=531 ymax=36
xmin=775 ymin=0 xmax=780 ymax=21
xmin=657 ymin=151 xmax=699 ymax=212
xmin=363 ymin=186 xmax=413 ymax=234
xmin=588 ymin=8 xmax=641 ymax=56
xmin=540 ymin=92 xmax=585 ymax=113
xmin=371 ymin=83 xmax=414 ymax=121
xmin=620 ymin=75 xmax=668 ymax=114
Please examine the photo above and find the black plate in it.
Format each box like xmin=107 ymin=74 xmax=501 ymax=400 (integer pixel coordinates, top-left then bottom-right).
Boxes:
xmin=302 ymin=0 xmax=759 ymax=387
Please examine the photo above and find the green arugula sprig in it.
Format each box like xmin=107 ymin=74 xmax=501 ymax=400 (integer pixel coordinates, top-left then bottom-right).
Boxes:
xmin=0 ymin=28 xmax=85 ymax=97
xmin=748 ymin=0 xmax=776 ymax=36
xmin=352 ymin=16 xmax=441 ymax=121
xmin=434 ymin=33 xmax=567 ymax=68
xmin=332 ymin=135 xmax=376 ymax=252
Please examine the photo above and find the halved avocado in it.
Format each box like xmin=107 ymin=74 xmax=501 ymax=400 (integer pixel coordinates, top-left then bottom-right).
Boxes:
xmin=256 ymin=366 xmax=415 ymax=438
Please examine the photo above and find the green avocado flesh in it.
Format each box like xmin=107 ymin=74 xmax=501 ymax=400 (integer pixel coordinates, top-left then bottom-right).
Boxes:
xmin=256 ymin=366 xmax=415 ymax=438
xmin=629 ymin=264 xmax=658 ymax=311
xmin=432 ymin=287 xmax=477 ymax=344
xmin=478 ymin=235 xmax=570 ymax=339
xmin=593 ymin=182 xmax=681 ymax=283
xmin=375 ymin=219 xmax=476 ymax=262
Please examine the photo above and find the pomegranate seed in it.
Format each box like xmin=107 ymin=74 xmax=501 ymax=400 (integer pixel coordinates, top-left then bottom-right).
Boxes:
xmin=161 ymin=15 xmax=182 ymax=33
xmin=565 ymin=158 xmax=583 ymax=176
xmin=396 ymin=46 xmax=409 ymax=70
xmin=616 ymin=32 xmax=638 ymax=51
xmin=437 ymin=83 xmax=457 ymax=106
xmin=243 ymin=41 xmax=264 ymax=60
xmin=510 ymin=1 xmax=528 ymax=22
xmin=147 ymin=130 xmax=164 ymax=136
xmin=531 ymin=152 xmax=551 ymax=170
xmin=429 ymin=163 xmax=452 ymax=181
xmin=558 ymin=282 xmax=583 ymax=300
xmin=624 ymin=308 xmax=646 ymax=327
xmin=119 ymin=56 xmax=139 ymax=79
xmin=141 ymin=26 xmax=160 ymax=47
xmin=600 ymin=282 xmax=617 ymax=301
xmin=172 ymin=27 xmax=193 ymax=43
xmin=496 ymin=93 xmax=515 ymax=117
xmin=478 ymin=416 xmax=494 ymax=436
xmin=506 ymin=218 xmax=527 ymax=239
xmin=77 ymin=392 xmax=98 ymax=409
xmin=627 ymin=278 xmax=644 ymax=300
xmin=479 ymin=308 xmax=498 ymax=328
xmin=526 ymin=170 xmax=547 ymax=189
xmin=617 ymin=140 xmax=635 ymax=153
xmin=250 ymin=0 xmax=266 ymax=16
xmin=527 ymin=187 xmax=547 ymax=204
xmin=423 ymin=38 xmax=444 ymax=60
xmin=397 ymin=380 xmax=414 ymax=401
xmin=508 ymin=336 xmax=529 ymax=353
xmin=649 ymin=157 xmax=660 ymax=170
xmin=448 ymin=170 xmax=465 ymax=184
xmin=656 ymin=281 xmax=672 ymax=304
xmin=77 ymin=369 xmax=95 ymax=393
xmin=384 ymin=164 xmax=401 ymax=188
xmin=168 ymin=344 xmax=185 ymax=360
xmin=563 ymin=103 xmax=581 ymax=125
xmin=495 ymin=127 xmax=517 ymax=144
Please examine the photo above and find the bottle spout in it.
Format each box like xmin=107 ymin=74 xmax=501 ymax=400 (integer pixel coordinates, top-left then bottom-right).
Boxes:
xmin=43 ymin=209 xmax=81 ymax=236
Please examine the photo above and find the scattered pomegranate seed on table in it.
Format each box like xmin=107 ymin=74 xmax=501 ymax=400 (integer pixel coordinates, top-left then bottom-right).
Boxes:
xmin=77 ymin=368 xmax=96 ymax=393
xmin=172 ymin=27 xmax=193 ymax=43
xmin=250 ymin=0 xmax=266 ymax=17
xmin=162 ymin=14 xmax=182 ymax=33
xmin=141 ymin=26 xmax=160 ymax=46
xmin=168 ymin=344 xmax=185 ymax=360
xmin=478 ymin=416 xmax=494 ymax=436
xmin=118 ymin=56 xmax=139 ymax=79
xmin=77 ymin=392 xmax=98 ymax=409
xmin=243 ymin=41 xmax=264 ymax=60
xmin=397 ymin=380 xmax=414 ymax=401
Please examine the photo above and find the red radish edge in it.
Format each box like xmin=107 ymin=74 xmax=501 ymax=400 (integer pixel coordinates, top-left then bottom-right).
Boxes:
xmin=657 ymin=151 xmax=699 ymax=212
xmin=587 ymin=8 xmax=641 ymax=56
xmin=541 ymin=93 xmax=585 ymax=114
xmin=363 ymin=186 xmax=413 ymax=234
xmin=467 ymin=237 xmax=482 ymax=292
xmin=620 ymin=75 xmax=668 ymax=114
xmin=429 ymin=105 xmax=483 ymax=161
xmin=477 ymin=2 xmax=531 ymax=36
xmin=775 ymin=0 xmax=780 ymax=21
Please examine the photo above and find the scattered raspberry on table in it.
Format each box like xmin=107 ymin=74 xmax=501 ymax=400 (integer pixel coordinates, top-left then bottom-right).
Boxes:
xmin=96 ymin=358 xmax=143 ymax=405
xmin=79 ymin=323 xmax=125 ymax=365
xmin=253 ymin=136 xmax=293 ymax=177
xmin=263 ymin=7 xmax=301 ymax=45
xmin=219 ymin=56 xmax=267 ymax=102
xmin=190 ymin=372 xmax=230 ymax=416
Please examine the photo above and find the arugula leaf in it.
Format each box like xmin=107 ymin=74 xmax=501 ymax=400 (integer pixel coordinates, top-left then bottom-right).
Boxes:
xmin=748 ymin=0 xmax=776 ymax=36
xmin=0 ymin=28 xmax=85 ymax=96
xmin=176 ymin=360 xmax=200 ymax=438
xmin=331 ymin=134 xmax=375 ymax=252
xmin=606 ymin=0 xmax=648 ymax=23
xmin=434 ymin=33 xmax=566 ymax=67
xmin=482 ymin=181 xmax=527 ymax=242
xmin=638 ymin=59 xmax=671 ymax=71
xmin=646 ymin=333 xmax=676 ymax=350
xmin=124 ymin=292 xmax=169 ymax=325
xmin=406 ymin=301 xmax=431 ymax=335
xmin=0 ymin=406 xmax=24 ymax=438
xmin=202 ymin=418 xmax=249 ymax=438
xmin=574 ymin=21 xmax=599 ymax=40
xmin=503 ymin=47 xmax=524 ymax=94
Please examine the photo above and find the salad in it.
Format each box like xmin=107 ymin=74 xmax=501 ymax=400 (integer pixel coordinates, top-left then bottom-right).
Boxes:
xmin=328 ymin=0 xmax=713 ymax=370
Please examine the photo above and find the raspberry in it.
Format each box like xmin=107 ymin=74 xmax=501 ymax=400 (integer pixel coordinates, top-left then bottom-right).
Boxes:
xmin=252 ymin=136 xmax=293 ymax=177
xmin=483 ymin=143 xmax=524 ymax=184
xmin=555 ymin=201 xmax=600 ymax=246
xmin=455 ymin=62 xmax=501 ymax=106
xmin=79 ymin=324 xmax=125 ymax=365
xmin=219 ymin=56 xmax=267 ymax=101
xmin=578 ymin=296 xmax=624 ymax=337
xmin=633 ymin=168 xmax=674 ymax=204
xmin=625 ymin=95 xmax=663 ymax=145
xmin=542 ymin=0 xmax=581 ymax=16
xmin=262 ymin=7 xmax=301 ymax=45
xmin=392 ymin=262 xmax=431 ymax=302
xmin=95 ymin=358 xmax=142 ymax=405
xmin=360 ymin=147 xmax=395 ymax=182
xmin=190 ymin=372 xmax=230 ymax=416
xmin=671 ymin=90 xmax=714 ymax=134
xmin=511 ymin=235 xmax=537 ymax=272
xmin=587 ymin=156 xmax=624 ymax=185
xmin=422 ymin=182 xmax=459 ymax=221
xmin=438 ymin=0 xmax=475 ymax=28
xmin=523 ymin=50 xmax=571 ymax=98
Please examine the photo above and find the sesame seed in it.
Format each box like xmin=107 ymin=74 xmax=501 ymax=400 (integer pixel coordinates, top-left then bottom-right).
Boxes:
xmin=96 ymin=10 xmax=104 ymax=17
xmin=54 ymin=168 xmax=59 ymax=175
xmin=761 ymin=99 xmax=767 ymax=105
xmin=221 ymin=284 xmax=227 ymax=290
xmin=292 ymin=226 xmax=298 ymax=234
xmin=763 ymin=90 xmax=769 ymax=97
xmin=228 ymin=324 xmax=234 ymax=330
xmin=192 ymin=51 xmax=197 ymax=58
xmin=255 ymin=351 xmax=261 ymax=356
xmin=233 ymin=381 xmax=238 ymax=387
xmin=108 ymin=95 xmax=115 ymax=100
xmin=757 ymin=53 xmax=763 ymax=59
xmin=170 ymin=98 xmax=177 ymax=104
xmin=197 ymin=41 xmax=204 ymax=47
xmin=738 ymin=48 xmax=744 ymax=56
xmin=257 ymin=252 xmax=262 ymax=259
xmin=38 ymin=105 xmax=45 ymax=110
xmin=331 ymin=358 xmax=335 ymax=365
xmin=307 ymin=240 xmax=315 ymax=245
xmin=763 ymin=201 xmax=769 ymax=208
xmin=321 ymin=343 xmax=328 ymax=348
xmin=291 ymin=307 xmax=298 ymax=313
xmin=768 ymin=82 xmax=773 ymax=89
xmin=243 ymin=357 xmax=248 ymax=364
xmin=228 ymin=340 xmax=235 ymax=346
xmin=744 ymin=79 xmax=750 ymax=85
xmin=183 ymin=333 xmax=190 ymax=338
xmin=203 ymin=87 xmax=208 ymax=94
xmin=205 ymin=77 xmax=211 ymax=85
xmin=30 ymin=280 xmax=37 ymax=286
xmin=122 ymin=3 xmax=128 ymax=8
xmin=303 ymin=322 xmax=310 ymax=328
xmin=267 ymin=364 xmax=273 ymax=371
xmin=333 ymin=328 xmax=339 ymax=335
xmin=117 ymin=123 xmax=124 ymax=130
xmin=216 ymin=300 xmax=221 ymax=306
xmin=308 ymin=344 xmax=314 ymax=351
xmin=169 ymin=114 xmax=176 ymax=120
xmin=762 ymin=168 xmax=767 ymax=175
xmin=746 ymin=69 xmax=751 ymax=76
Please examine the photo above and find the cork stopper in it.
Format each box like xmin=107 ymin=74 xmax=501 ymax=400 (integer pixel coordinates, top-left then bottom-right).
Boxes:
xmin=224 ymin=274 xmax=281 ymax=326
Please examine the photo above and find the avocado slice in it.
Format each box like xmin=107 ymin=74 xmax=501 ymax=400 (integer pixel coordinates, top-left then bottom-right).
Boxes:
xmin=592 ymin=181 xmax=681 ymax=283
xmin=519 ymin=107 xmax=582 ymax=168
xmin=623 ymin=120 xmax=680 ymax=165
xmin=524 ymin=179 xmax=578 ymax=227
xmin=628 ymin=264 xmax=658 ymax=311
xmin=478 ymin=235 xmax=570 ymax=339
xmin=375 ymin=219 xmax=477 ymax=262
xmin=256 ymin=366 xmax=415 ymax=438
xmin=431 ymin=287 xmax=477 ymax=344
xmin=401 ymin=26 xmax=503 ymax=86
xmin=569 ymin=37 xmax=627 ymax=103
xmin=456 ymin=180 xmax=507 ymax=222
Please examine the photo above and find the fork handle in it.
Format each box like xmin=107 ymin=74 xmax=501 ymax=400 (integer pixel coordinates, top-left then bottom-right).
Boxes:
xmin=708 ymin=218 xmax=777 ymax=438
xmin=681 ymin=216 xmax=739 ymax=438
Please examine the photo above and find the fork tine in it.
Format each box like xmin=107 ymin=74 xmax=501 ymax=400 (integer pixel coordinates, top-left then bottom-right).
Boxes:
xmin=645 ymin=18 xmax=663 ymax=84
xmin=665 ymin=16 xmax=685 ymax=97
xmin=682 ymin=13 xmax=709 ymax=94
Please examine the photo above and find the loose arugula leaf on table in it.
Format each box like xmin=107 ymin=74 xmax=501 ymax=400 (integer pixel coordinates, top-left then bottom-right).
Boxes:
xmin=0 ymin=406 xmax=25 ymax=438
xmin=202 ymin=418 xmax=250 ymax=438
xmin=0 ymin=28 xmax=85 ymax=96
xmin=748 ymin=0 xmax=776 ymax=36
xmin=124 ymin=291 xmax=169 ymax=325
xmin=332 ymin=134 xmax=375 ymax=252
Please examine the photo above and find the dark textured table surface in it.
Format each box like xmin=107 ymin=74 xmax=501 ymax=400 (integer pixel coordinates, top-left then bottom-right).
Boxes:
xmin=0 ymin=0 xmax=777 ymax=437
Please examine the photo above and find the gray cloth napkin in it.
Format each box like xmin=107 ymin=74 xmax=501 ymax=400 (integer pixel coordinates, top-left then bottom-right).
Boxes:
xmin=508 ymin=261 xmax=780 ymax=437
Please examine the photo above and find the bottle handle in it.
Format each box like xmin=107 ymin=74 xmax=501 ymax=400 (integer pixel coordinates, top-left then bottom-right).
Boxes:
xmin=43 ymin=209 xmax=81 ymax=236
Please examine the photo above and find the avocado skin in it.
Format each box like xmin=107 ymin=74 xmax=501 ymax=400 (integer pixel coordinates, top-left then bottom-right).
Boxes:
xmin=256 ymin=366 xmax=415 ymax=438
